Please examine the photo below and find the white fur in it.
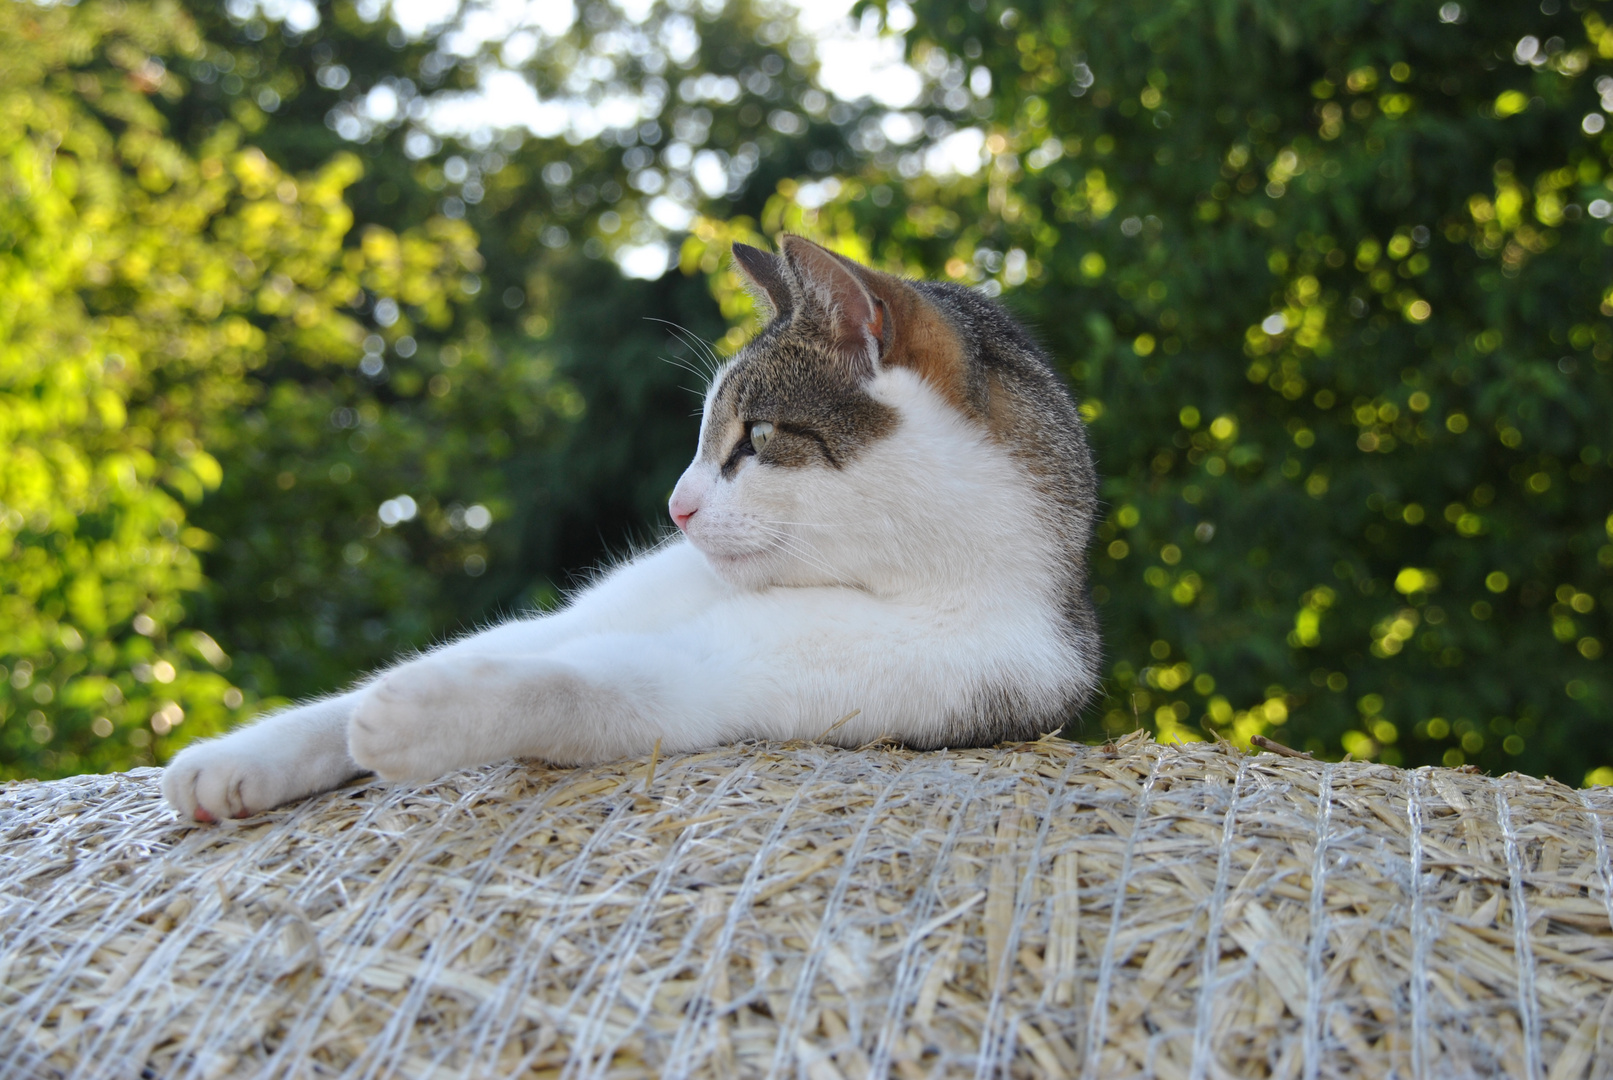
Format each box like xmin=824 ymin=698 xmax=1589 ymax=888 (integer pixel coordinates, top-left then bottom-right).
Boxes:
xmin=162 ymin=368 xmax=1086 ymax=821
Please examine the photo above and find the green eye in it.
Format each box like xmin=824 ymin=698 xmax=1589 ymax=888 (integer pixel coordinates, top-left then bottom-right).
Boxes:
xmin=749 ymin=421 xmax=775 ymax=453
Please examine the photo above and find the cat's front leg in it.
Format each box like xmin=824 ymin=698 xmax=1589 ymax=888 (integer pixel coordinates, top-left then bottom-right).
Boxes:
xmin=162 ymin=693 xmax=364 ymax=821
xmin=347 ymin=642 xmax=711 ymax=777
xmin=347 ymin=654 xmax=591 ymax=778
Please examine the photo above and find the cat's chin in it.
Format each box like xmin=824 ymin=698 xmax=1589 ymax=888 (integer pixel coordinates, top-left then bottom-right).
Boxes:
xmin=700 ymin=548 xmax=855 ymax=592
xmin=691 ymin=543 xmax=786 ymax=587
xmin=698 ymin=546 xmax=769 ymax=573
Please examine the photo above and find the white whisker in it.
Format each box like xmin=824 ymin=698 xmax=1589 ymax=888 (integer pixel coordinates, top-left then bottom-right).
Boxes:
xmin=754 ymin=518 xmax=848 ymax=529
xmin=748 ymin=523 xmax=859 ymax=588
xmin=646 ymin=318 xmax=724 ymax=382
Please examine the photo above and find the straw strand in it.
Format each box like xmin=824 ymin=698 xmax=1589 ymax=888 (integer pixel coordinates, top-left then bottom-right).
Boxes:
xmin=866 ymin=756 xmax=993 ymax=1078
xmin=765 ymin=752 xmax=917 ymax=1078
xmin=1079 ymin=745 xmax=1163 ymax=1080
xmin=975 ymin=750 xmax=1084 ymax=1079
xmin=661 ymin=753 xmax=837 ymax=1076
xmin=1579 ymin=787 xmax=1613 ymax=936
xmin=1406 ymin=767 xmax=1432 ymax=1080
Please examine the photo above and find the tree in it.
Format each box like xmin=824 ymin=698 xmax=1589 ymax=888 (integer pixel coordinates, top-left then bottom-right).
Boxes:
xmin=16 ymin=0 xmax=1607 ymax=787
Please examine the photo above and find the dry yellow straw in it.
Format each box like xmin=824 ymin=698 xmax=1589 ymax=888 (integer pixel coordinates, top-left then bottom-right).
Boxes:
xmin=3 ymin=734 xmax=1612 ymax=1078
xmin=816 ymin=709 xmax=861 ymax=742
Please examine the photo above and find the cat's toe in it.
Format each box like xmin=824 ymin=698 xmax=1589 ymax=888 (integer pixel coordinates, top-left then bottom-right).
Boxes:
xmin=160 ymin=756 xmax=207 ymax=821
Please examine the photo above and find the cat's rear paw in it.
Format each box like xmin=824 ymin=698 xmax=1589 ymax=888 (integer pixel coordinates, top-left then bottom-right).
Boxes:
xmin=162 ymin=739 xmax=296 ymax=822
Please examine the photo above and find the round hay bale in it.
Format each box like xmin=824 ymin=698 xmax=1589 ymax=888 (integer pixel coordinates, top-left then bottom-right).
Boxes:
xmin=2 ymin=733 xmax=1612 ymax=1078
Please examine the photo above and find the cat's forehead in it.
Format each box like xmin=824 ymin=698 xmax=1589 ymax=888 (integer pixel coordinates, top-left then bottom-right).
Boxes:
xmin=708 ymin=332 xmax=820 ymax=416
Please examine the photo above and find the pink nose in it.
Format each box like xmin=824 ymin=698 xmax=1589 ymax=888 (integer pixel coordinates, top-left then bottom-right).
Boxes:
xmin=669 ymin=493 xmax=699 ymax=531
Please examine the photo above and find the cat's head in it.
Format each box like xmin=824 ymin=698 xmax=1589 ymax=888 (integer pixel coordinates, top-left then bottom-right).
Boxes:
xmin=669 ymin=235 xmax=1037 ymax=591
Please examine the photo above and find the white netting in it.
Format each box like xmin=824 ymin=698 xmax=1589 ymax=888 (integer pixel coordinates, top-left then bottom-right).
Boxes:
xmin=3 ymin=733 xmax=1612 ymax=1078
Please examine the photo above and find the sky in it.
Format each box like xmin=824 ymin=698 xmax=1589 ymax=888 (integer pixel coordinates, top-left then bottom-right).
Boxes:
xmin=382 ymin=0 xmax=925 ymax=112
xmin=357 ymin=0 xmax=967 ymax=275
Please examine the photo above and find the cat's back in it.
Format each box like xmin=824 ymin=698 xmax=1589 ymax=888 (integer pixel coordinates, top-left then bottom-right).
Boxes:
xmin=897 ymin=280 xmax=1101 ymax=735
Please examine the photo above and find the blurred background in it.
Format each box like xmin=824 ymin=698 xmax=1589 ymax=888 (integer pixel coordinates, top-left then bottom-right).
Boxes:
xmin=2 ymin=0 xmax=1610 ymax=785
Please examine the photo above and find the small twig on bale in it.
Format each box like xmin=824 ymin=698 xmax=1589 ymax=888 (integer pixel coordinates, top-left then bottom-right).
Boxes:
xmin=1250 ymin=735 xmax=1313 ymax=760
xmin=634 ymin=738 xmax=663 ymax=811
xmin=816 ymin=709 xmax=861 ymax=742
xmin=644 ymin=738 xmax=662 ymax=793
xmin=858 ymin=734 xmax=900 ymax=750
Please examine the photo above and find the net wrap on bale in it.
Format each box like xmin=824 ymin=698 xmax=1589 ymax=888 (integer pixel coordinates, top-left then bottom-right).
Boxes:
xmin=4 ymin=733 xmax=1613 ymax=1078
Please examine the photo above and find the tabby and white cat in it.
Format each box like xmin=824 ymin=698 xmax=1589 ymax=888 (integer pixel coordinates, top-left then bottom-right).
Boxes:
xmin=162 ymin=236 xmax=1100 ymax=821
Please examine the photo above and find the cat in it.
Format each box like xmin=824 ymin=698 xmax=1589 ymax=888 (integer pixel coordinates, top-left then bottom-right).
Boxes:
xmin=162 ymin=235 xmax=1101 ymax=822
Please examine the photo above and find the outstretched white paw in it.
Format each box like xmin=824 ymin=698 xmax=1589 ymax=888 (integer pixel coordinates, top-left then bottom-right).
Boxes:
xmin=162 ymin=698 xmax=361 ymax=822
xmin=163 ymin=738 xmax=300 ymax=822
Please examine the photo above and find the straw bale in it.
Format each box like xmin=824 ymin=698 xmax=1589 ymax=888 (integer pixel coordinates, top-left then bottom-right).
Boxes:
xmin=3 ymin=733 xmax=1613 ymax=1079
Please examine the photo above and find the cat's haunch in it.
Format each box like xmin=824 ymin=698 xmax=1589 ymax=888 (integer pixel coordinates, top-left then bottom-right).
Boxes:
xmin=162 ymin=236 xmax=1100 ymax=822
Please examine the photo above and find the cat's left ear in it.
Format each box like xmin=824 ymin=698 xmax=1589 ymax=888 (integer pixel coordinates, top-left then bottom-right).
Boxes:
xmin=731 ymin=243 xmax=794 ymax=322
xmin=779 ymin=235 xmax=886 ymax=379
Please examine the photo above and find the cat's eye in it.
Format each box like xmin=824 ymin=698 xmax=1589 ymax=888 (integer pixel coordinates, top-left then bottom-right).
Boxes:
xmin=748 ymin=421 xmax=775 ymax=454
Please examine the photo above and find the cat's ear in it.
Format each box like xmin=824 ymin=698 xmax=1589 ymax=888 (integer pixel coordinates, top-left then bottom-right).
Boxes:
xmin=780 ymin=235 xmax=885 ymax=379
xmin=816 ymin=247 xmax=979 ymax=419
xmin=730 ymin=243 xmax=794 ymax=322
